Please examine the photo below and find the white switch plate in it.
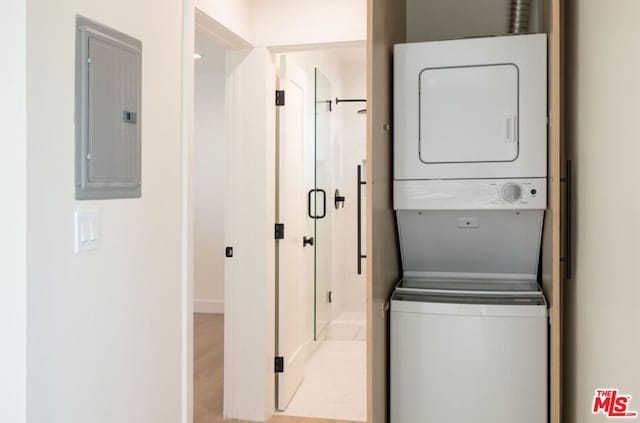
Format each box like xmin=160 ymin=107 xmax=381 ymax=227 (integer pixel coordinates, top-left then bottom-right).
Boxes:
xmin=74 ymin=210 xmax=101 ymax=253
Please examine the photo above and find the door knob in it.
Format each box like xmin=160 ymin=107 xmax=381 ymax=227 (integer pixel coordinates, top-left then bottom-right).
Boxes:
xmin=303 ymin=236 xmax=314 ymax=247
xmin=334 ymin=189 xmax=345 ymax=209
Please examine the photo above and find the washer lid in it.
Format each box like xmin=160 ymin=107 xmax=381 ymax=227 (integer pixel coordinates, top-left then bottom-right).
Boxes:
xmin=392 ymin=289 xmax=545 ymax=306
xmin=397 ymin=209 xmax=544 ymax=278
xmin=390 ymin=289 xmax=547 ymax=317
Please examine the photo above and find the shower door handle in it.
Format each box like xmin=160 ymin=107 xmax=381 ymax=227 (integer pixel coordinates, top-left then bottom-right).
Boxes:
xmin=307 ymin=189 xmax=327 ymax=219
xmin=357 ymin=165 xmax=367 ymax=275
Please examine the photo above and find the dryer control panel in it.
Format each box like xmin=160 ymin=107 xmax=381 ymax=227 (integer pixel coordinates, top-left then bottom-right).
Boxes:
xmin=394 ymin=178 xmax=547 ymax=210
xmin=502 ymin=183 xmax=523 ymax=202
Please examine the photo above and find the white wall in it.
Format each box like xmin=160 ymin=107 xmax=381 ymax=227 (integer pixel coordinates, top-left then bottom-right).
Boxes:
xmin=194 ymin=72 xmax=226 ymax=314
xmin=253 ymin=0 xmax=366 ymax=47
xmin=196 ymin=0 xmax=254 ymax=44
xmin=26 ymin=1 xmax=184 ymax=422
xmin=0 ymin=0 xmax=27 ymax=421
xmin=565 ymin=1 xmax=640 ymax=421
xmin=406 ymin=0 xmax=541 ymax=42
xmin=195 ymin=0 xmax=366 ymax=48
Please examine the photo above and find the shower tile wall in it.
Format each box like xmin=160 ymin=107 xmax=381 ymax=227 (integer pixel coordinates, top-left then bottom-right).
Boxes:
xmin=329 ymin=60 xmax=367 ymax=340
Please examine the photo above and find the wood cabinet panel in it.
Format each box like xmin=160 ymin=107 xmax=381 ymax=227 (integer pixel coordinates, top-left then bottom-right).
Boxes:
xmin=366 ymin=0 xmax=406 ymax=422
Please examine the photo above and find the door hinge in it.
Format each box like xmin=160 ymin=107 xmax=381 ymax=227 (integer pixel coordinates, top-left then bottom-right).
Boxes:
xmin=275 ymin=90 xmax=285 ymax=106
xmin=274 ymin=356 xmax=284 ymax=373
xmin=275 ymin=223 xmax=285 ymax=240
xmin=225 ymin=247 xmax=233 ymax=258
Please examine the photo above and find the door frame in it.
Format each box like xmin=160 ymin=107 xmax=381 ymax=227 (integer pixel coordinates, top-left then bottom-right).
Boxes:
xmin=182 ymin=8 xmax=373 ymax=422
xmin=180 ymin=5 xmax=253 ymax=423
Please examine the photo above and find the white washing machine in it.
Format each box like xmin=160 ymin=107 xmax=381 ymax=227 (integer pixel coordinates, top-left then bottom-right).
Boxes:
xmin=390 ymin=188 xmax=548 ymax=422
xmin=391 ymin=280 xmax=548 ymax=423
xmin=391 ymin=34 xmax=549 ymax=423
xmin=391 ymin=185 xmax=549 ymax=423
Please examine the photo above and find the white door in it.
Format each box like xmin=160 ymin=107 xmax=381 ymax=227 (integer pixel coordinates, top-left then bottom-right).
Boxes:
xmin=276 ymin=56 xmax=313 ymax=411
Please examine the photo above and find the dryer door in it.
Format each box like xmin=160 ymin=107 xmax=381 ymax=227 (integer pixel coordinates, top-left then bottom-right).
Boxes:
xmin=419 ymin=64 xmax=518 ymax=164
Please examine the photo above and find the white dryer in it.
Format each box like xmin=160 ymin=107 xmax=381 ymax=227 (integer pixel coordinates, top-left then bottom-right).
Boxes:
xmin=394 ymin=34 xmax=547 ymax=181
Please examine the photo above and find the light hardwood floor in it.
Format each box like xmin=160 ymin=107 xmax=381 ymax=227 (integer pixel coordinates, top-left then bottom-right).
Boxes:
xmin=194 ymin=313 xmax=362 ymax=423
xmin=194 ymin=313 xmax=224 ymax=422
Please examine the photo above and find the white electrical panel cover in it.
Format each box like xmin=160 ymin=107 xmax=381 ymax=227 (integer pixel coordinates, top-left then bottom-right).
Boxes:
xmin=394 ymin=34 xmax=547 ymax=181
xmin=75 ymin=16 xmax=142 ymax=200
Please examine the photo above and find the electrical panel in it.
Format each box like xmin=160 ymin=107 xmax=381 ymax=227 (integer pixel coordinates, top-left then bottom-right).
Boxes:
xmin=75 ymin=16 xmax=142 ymax=200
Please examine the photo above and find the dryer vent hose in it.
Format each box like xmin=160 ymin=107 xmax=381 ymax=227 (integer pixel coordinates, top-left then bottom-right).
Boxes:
xmin=509 ymin=0 xmax=532 ymax=34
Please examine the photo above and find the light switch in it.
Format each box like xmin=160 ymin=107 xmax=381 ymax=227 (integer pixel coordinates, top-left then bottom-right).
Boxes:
xmin=75 ymin=210 xmax=101 ymax=253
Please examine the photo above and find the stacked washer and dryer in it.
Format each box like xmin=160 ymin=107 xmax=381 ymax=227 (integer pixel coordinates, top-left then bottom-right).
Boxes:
xmin=390 ymin=35 xmax=549 ymax=423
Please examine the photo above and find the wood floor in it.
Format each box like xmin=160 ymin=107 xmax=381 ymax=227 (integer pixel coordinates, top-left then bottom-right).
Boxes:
xmin=194 ymin=313 xmax=362 ymax=423
xmin=194 ymin=313 xmax=224 ymax=422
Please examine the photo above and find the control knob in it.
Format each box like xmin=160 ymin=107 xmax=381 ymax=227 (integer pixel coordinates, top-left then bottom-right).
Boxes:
xmin=502 ymin=183 xmax=522 ymax=202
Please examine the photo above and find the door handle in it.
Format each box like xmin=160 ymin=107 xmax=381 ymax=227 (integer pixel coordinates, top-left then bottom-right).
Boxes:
xmin=334 ymin=189 xmax=345 ymax=209
xmin=303 ymin=236 xmax=314 ymax=247
xmin=506 ymin=115 xmax=517 ymax=142
xmin=560 ymin=159 xmax=572 ymax=280
xmin=357 ymin=165 xmax=367 ymax=275
xmin=307 ymin=189 xmax=327 ymax=219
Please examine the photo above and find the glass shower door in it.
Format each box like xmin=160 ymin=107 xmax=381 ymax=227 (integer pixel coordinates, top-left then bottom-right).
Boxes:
xmin=313 ymin=68 xmax=332 ymax=339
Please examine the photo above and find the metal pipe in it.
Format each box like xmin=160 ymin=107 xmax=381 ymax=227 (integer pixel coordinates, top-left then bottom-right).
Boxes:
xmin=509 ymin=0 xmax=532 ymax=34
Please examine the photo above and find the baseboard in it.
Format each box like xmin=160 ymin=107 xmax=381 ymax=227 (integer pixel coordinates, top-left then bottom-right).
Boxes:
xmin=194 ymin=299 xmax=224 ymax=314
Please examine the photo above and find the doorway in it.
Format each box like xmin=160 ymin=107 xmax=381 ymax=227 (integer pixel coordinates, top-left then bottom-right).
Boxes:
xmin=184 ymin=4 xmax=369 ymax=422
xmin=275 ymin=45 xmax=368 ymax=422
xmin=192 ymin=16 xmax=229 ymax=423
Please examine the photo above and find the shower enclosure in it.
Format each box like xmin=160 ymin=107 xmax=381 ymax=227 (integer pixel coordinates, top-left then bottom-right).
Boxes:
xmin=275 ymin=64 xmax=335 ymax=411
xmin=312 ymin=68 xmax=332 ymax=339
xmin=276 ymin=50 xmax=368 ymax=419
